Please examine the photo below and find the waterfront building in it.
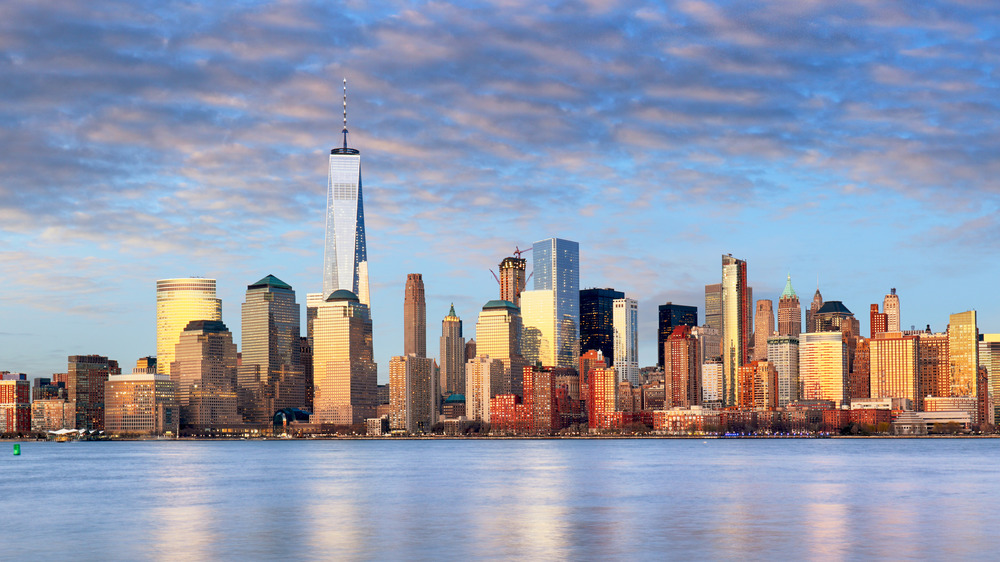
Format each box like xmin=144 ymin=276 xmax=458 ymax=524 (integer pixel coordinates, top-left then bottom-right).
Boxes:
xmin=389 ymin=354 xmax=437 ymax=433
xmin=31 ymin=377 xmax=64 ymax=401
xmin=737 ymin=361 xmax=777 ymax=410
xmin=0 ymin=376 xmax=30 ymax=433
xmin=917 ymin=331 xmax=950 ymax=402
xmin=440 ymin=304 xmax=466 ymax=395
xmin=777 ymin=275 xmax=801 ymax=338
xmin=323 ymin=79 xmax=370 ymax=305
xmin=475 ymin=300 xmax=525 ymax=396
xmin=657 ymin=303 xmax=698 ymax=368
xmin=105 ymin=360 xmax=179 ymax=436
xmin=579 ymin=288 xmax=624 ymax=364
xmin=704 ymin=283 xmax=723 ymax=361
xmin=498 ymin=256 xmax=526 ymax=307
xmin=31 ymin=399 xmax=72 ymax=433
xmin=767 ymin=336 xmax=799 ymax=407
xmin=806 ymin=288 xmax=824 ymax=333
xmin=404 ymin=273 xmax=426 ymax=357
xmin=869 ymin=332 xmax=920 ymax=408
xmin=613 ymin=297 xmax=639 ymax=386
xmin=948 ymin=310 xmax=978 ymax=397
xmin=980 ymin=334 xmax=1000 ymax=422
xmin=170 ymin=321 xmax=240 ymax=428
xmin=588 ymin=366 xmax=619 ymax=431
xmin=752 ymin=299 xmax=774 ymax=361
xmin=721 ymin=254 xmax=750 ymax=407
xmin=521 ymin=238 xmax=579 ymax=369
xmin=884 ymin=289 xmax=900 ymax=333
xmin=68 ymin=355 xmax=120 ymax=431
xmin=156 ymin=278 xmax=222 ymax=376
xmin=239 ymin=275 xmax=302 ymax=425
xmin=799 ymin=332 xmax=848 ymax=407
xmin=923 ymin=396 xmax=979 ymax=424
xmin=701 ymin=362 xmax=723 ymax=404
xmin=523 ymin=365 xmax=559 ymax=435
xmin=312 ymin=290 xmax=377 ymax=426
xmin=300 ymin=336 xmax=313 ymax=412
xmin=663 ymin=325 xmax=700 ymax=408
xmin=465 ymin=355 xmax=504 ymax=423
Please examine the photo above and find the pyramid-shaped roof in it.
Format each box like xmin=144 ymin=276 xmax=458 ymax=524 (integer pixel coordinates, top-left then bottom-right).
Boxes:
xmin=780 ymin=274 xmax=796 ymax=299
xmin=248 ymin=274 xmax=292 ymax=290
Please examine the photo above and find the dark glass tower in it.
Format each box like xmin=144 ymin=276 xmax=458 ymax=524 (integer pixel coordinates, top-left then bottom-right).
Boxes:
xmin=657 ymin=303 xmax=698 ymax=368
xmin=580 ymin=288 xmax=624 ymax=364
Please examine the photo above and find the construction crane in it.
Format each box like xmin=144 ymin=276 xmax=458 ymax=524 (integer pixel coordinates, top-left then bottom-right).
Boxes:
xmin=490 ymin=245 xmax=533 ymax=285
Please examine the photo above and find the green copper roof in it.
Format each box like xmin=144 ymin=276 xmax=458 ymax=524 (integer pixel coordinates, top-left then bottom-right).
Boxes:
xmin=248 ymin=274 xmax=292 ymax=290
xmin=483 ymin=299 xmax=519 ymax=312
xmin=780 ymin=274 xmax=796 ymax=298
xmin=326 ymin=289 xmax=360 ymax=302
xmin=444 ymin=302 xmax=460 ymax=320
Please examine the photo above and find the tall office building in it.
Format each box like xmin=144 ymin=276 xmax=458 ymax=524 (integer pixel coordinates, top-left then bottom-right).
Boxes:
xmin=499 ymin=256 xmax=526 ymax=307
xmin=704 ymin=283 xmax=723 ymax=360
xmin=799 ymin=331 xmax=848 ymax=407
xmin=806 ymin=288 xmax=824 ymax=333
xmin=884 ymin=289 xmax=900 ymax=333
xmin=612 ymin=297 xmax=639 ymax=386
xmin=239 ymin=275 xmax=302 ymax=425
xmin=752 ymin=299 xmax=774 ymax=361
xmin=156 ymin=278 xmax=222 ymax=376
xmin=475 ymin=300 xmax=525 ymax=396
xmin=105 ymin=360 xmax=179 ymax=436
xmin=949 ymin=310 xmax=979 ymax=397
xmin=979 ymin=334 xmax=1000 ymax=423
xmin=777 ymin=275 xmax=801 ymax=338
xmin=663 ymin=325 xmax=700 ymax=408
xmin=521 ymin=238 xmax=579 ymax=369
xmin=404 ymin=274 xmax=426 ymax=357
xmin=312 ymin=290 xmax=377 ymax=425
xmin=440 ymin=304 xmax=466 ymax=395
xmin=917 ymin=332 xmax=949 ymax=401
xmin=323 ymin=79 xmax=370 ymax=306
xmin=767 ymin=336 xmax=799 ymax=406
xmin=68 ymin=355 xmax=121 ymax=431
xmin=170 ymin=321 xmax=240 ymax=428
xmin=465 ymin=355 xmax=504 ymax=423
xmin=657 ymin=303 xmax=698 ymax=368
xmin=721 ymin=254 xmax=750 ymax=407
xmin=580 ymin=288 xmax=624 ymax=364
xmin=869 ymin=332 xmax=919 ymax=408
xmin=389 ymin=354 xmax=437 ymax=433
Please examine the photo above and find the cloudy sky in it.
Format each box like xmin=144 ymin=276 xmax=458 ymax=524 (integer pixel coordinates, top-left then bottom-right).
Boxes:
xmin=2 ymin=0 xmax=998 ymax=379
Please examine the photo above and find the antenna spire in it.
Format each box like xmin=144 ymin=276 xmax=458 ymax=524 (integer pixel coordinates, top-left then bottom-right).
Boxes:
xmin=342 ymin=77 xmax=348 ymax=149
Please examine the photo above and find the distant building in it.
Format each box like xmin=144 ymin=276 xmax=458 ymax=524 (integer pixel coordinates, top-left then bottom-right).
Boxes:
xmin=475 ymin=300 xmax=525 ymax=396
xmin=404 ymin=274 xmax=426 ymax=357
xmin=701 ymin=362 xmax=723 ymax=404
xmin=612 ymin=297 xmax=639 ymax=386
xmin=814 ymin=301 xmax=858 ymax=335
xmin=777 ymin=275 xmax=801 ymax=338
xmin=465 ymin=355 xmax=503 ymax=423
xmin=869 ymin=332 xmax=919 ymax=409
xmin=805 ymin=288 xmax=824 ymax=333
xmin=105 ymin=360 xmax=179 ymax=436
xmin=704 ymin=284 xmax=723 ymax=361
xmin=520 ymin=238 xmax=579 ymax=369
xmin=171 ymin=320 xmax=240 ymax=429
xmin=752 ymin=299 xmax=774 ymax=361
xmin=499 ymin=256 xmax=526 ymax=307
xmin=588 ymin=367 xmax=619 ymax=431
xmin=67 ymin=355 xmax=121 ymax=431
xmin=522 ymin=365 xmax=559 ymax=435
xmin=948 ymin=310 xmax=978 ymax=398
xmin=870 ymin=304 xmax=888 ymax=337
xmin=31 ymin=399 xmax=72 ymax=433
xmin=440 ymin=304 xmax=466 ymax=395
xmin=980 ymin=334 xmax=1000 ymax=423
xmin=389 ymin=354 xmax=437 ymax=433
xmin=0 ymin=377 xmax=30 ymax=433
xmin=918 ymin=331 xmax=950 ymax=404
xmin=657 ymin=303 xmax=698 ymax=368
xmin=579 ymin=288 xmax=624 ymax=363
xmin=767 ymin=336 xmax=799 ymax=407
xmin=799 ymin=332 xmax=847 ymax=407
xmin=738 ymin=361 xmax=777 ymax=410
xmin=721 ymin=254 xmax=750 ymax=407
xmin=884 ymin=289 xmax=900 ymax=333
xmin=664 ymin=325 xmax=700 ymax=408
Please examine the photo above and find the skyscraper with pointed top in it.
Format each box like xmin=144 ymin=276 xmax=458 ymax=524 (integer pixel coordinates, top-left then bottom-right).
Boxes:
xmin=777 ymin=275 xmax=801 ymax=338
xmin=323 ymin=78 xmax=370 ymax=306
xmin=440 ymin=304 xmax=466 ymax=395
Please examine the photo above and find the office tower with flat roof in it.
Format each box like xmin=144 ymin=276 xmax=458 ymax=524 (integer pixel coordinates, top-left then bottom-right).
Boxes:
xmin=465 ymin=340 xmax=477 ymax=363
xmin=799 ymin=331 xmax=848 ymax=407
xmin=777 ymin=275 xmax=801 ymax=338
xmin=588 ymin=367 xmax=619 ymax=431
xmin=440 ymin=304 xmax=466 ymax=395
xmin=918 ymin=331 xmax=949 ymax=401
xmin=871 ymin=304 xmax=888 ymax=337
xmin=404 ymin=274 xmax=426 ymax=357
xmin=870 ymin=332 xmax=919 ymax=408
xmin=701 ymin=362 xmax=723 ymax=404
xmin=580 ymin=288 xmax=624 ymax=364
xmin=323 ymin=79 xmax=369 ymax=306
xmin=389 ymin=354 xmax=437 ymax=433
xmin=156 ymin=278 xmax=222 ymax=376
xmin=884 ymin=289 xmax=900 ymax=333
xmin=105 ymin=360 xmax=179 ymax=436
xmin=767 ymin=336 xmax=799 ymax=407
xmin=0 ymin=376 xmax=30 ymax=433
xmin=521 ymin=238 xmax=579 ymax=369
xmin=475 ymin=300 xmax=525 ymax=396
xmin=171 ymin=320 xmax=240 ymax=428
xmin=523 ymin=365 xmax=559 ymax=434
xmin=949 ymin=310 xmax=979 ymax=397
xmin=737 ymin=361 xmax=777 ymax=410
xmin=664 ymin=325 xmax=700 ymax=408
xmin=312 ymin=290 xmax=377 ymax=426
xmin=752 ymin=299 xmax=774 ymax=361
xmin=980 ymin=334 xmax=1000 ymax=422
xmin=704 ymin=283 xmax=723 ymax=360
xmin=721 ymin=254 xmax=750 ymax=407
xmin=239 ymin=275 xmax=302 ymax=425
xmin=466 ymin=355 xmax=504 ymax=423
xmin=850 ymin=338 xmax=871 ymax=400
xmin=806 ymin=288 xmax=824 ymax=333
xmin=613 ymin=297 xmax=639 ymax=386
xmin=499 ymin=256 xmax=527 ymax=307
xmin=67 ymin=355 xmax=121 ymax=431
xmin=657 ymin=303 xmax=698 ymax=368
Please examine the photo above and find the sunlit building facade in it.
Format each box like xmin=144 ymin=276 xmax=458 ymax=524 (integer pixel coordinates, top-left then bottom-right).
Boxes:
xmin=440 ymin=304 xmax=465 ymax=395
xmin=753 ymin=299 xmax=774 ymax=361
xmin=980 ymin=334 xmax=1000 ymax=422
xmin=312 ymin=290 xmax=377 ymax=426
xmin=476 ymin=300 xmax=525 ymax=396
xmin=869 ymin=332 xmax=919 ymax=408
xmin=721 ymin=254 xmax=749 ymax=407
xmin=799 ymin=331 xmax=847 ymax=407
xmin=465 ymin=355 xmax=504 ymax=423
xmin=918 ymin=332 xmax=950 ymax=402
xmin=613 ymin=297 xmax=639 ymax=386
xmin=499 ymin=256 xmax=526 ymax=307
xmin=777 ymin=275 xmax=801 ymax=338
xmin=67 ymin=354 xmax=120 ymax=431
xmin=404 ymin=273 xmax=426 ymax=357
xmin=737 ymin=361 xmax=777 ymax=410
xmin=948 ymin=310 xmax=978 ymax=398
xmin=884 ymin=289 xmax=900 ymax=333
xmin=105 ymin=362 xmax=179 ymax=436
xmin=522 ymin=238 xmax=579 ymax=369
xmin=767 ymin=336 xmax=799 ymax=407
xmin=664 ymin=325 xmax=700 ymax=408
xmin=0 ymin=377 xmax=30 ymax=433
xmin=156 ymin=278 xmax=222 ymax=377
xmin=170 ymin=320 xmax=240 ymax=428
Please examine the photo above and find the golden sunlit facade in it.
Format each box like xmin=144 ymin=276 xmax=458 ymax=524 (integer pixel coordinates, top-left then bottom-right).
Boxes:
xmin=465 ymin=355 xmax=503 ymax=423
xmin=170 ymin=320 xmax=239 ymax=428
xmin=721 ymin=254 xmax=749 ymax=407
xmin=869 ymin=332 xmax=919 ymax=407
xmin=948 ymin=310 xmax=978 ymax=397
xmin=312 ymin=291 xmax=377 ymax=426
xmin=799 ymin=332 xmax=847 ymax=407
xmin=156 ymin=278 xmax=222 ymax=376
xmin=520 ymin=290 xmax=554 ymax=368
xmin=475 ymin=300 xmax=524 ymax=396
xmin=105 ymin=366 xmax=179 ymax=436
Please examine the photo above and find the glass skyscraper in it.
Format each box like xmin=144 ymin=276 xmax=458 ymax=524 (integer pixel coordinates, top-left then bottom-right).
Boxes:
xmin=522 ymin=238 xmax=579 ymax=369
xmin=580 ymin=288 xmax=624 ymax=364
xmin=156 ymin=278 xmax=222 ymax=377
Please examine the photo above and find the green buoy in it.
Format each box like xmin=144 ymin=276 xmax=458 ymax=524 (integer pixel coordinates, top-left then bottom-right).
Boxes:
xmin=13 ymin=444 xmax=20 ymax=456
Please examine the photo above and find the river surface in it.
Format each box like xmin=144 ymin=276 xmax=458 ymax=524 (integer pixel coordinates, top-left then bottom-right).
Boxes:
xmin=4 ymin=438 xmax=999 ymax=560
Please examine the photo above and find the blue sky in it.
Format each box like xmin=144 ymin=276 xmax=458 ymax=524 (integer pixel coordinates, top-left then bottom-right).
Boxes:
xmin=1 ymin=0 xmax=998 ymax=380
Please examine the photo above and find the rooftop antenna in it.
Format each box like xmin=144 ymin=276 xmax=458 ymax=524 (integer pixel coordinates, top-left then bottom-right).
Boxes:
xmin=342 ymin=77 xmax=349 ymax=150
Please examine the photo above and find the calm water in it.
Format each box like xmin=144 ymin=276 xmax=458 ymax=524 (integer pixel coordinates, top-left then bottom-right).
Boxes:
xmin=4 ymin=438 xmax=1000 ymax=560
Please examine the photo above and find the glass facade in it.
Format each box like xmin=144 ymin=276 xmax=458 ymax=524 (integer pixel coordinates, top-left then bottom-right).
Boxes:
xmin=799 ymin=331 xmax=848 ymax=406
xmin=580 ymin=288 xmax=624 ymax=364
xmin=529 ymin=238 xmax=579 ymax=369
xmin=869 ymin=333 xmax=919 ymax=407
xmin=721 ymin=255 xmax=749 ymax=407
xmin=156 ymin=278 xmax=222 ymax=377
xmin=612 ymin=297 xmax=639 ymax=385
xmin=949 ymin=310 xmax=978 ymax=397
xmin=657 ymin=302 xmax=698 ymax=368
xmin=323 ymin=149 xmax=370 ymax=305
xmin=475 ymin=300 xmax=524 ymax=397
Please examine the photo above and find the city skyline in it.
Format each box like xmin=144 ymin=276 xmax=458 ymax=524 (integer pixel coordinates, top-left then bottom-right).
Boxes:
xmin=2 ymin=1 xmax=999 ymax=379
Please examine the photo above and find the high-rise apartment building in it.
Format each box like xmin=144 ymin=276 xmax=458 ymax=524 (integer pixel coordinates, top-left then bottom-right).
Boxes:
xmin=440 ymin=304 xmax=466 ymax=395
xmin=239 ymin=275 xmax=302 ymax=425
xmin=884 ymin=289 xmax=900 ymax=333
xmin=588 ymin=367 xmax=619 ymax=431
xmin=522 ymin=365 xmax=559 ymax=435
xmin=738 ymin=361 xmax=777 ymax=410
xmin=657 ymin=303 xmax=698 ymax=368
xmin=499 ymin=256 xmax=526 ymax=307
xmin=777 ymin=275 xmax=801 ymax=338
xmin=767 ymin=336 xmax=799 ymax=407
xmin=721 ymin=254 xmax=749 ymax=407
xmin=170 ymin=320 xmax=239 ymax=428
xmin=156 ymin=278 xmax=222 ymax=376
xmin=799 ymin=331 xmax=847 ymax=407
xmin=918 ymin=331 xmax=949 ymax=401
xmin=704 ymin=283 xmax=723 ymax=360
xmin=752 ymin=299 xmax=774 ymax=361
xmin=465 ymin=355 xmax=503 ymax=423
xmin=521 ymin=238 xmax=579 ymax=369
xmin=0 ymin=376 xmax=30 ymax=433
xmin=475 ymin=300 xmax=525 ymax=396
xmin=312 ymin=290 xmax=377 ymax=426
xmin=869 ymin=332 xmax=919 ymax=408
xmin=663 ymin=325 xmax=700 ymax=408
xmin=580 ymin=288 xmax=624 ymax=363
xmin=612 ymin=297 xmax=639 ymax=386
xmin=949 ymin=310 xmax=978 ymax=397
xmin=980 ymin=334 xmax=1000 ymax=422
xmin=105 ymin=360 xmax=179 ymax=436
xmin=389 ymin=354 xmax=437 ymax=433
xmin=323 ymin=80 xmax=369 ymax=305
xmin=403 ymin=274 xmax=426 ymax=357
xmin=67 ymin=355 xmax=121 ymax=431
xmin=870 ymin=304 xmax=888 ymax=337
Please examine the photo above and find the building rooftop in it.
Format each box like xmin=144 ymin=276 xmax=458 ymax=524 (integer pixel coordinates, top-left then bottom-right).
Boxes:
xmin=780 ymin=275 xmax=796 ymax=299
xmin=248 ymin=274 xmax=292 ymax=290
xmin=326 ymin=289 xmax=360 ymax=302
xmin=183 ymin=320 xmax=229 ymax=333
xmin=816 ymin=301 xmax=853 ymax=315
xmin=482 ymin=299 xmax=519 ymax=312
